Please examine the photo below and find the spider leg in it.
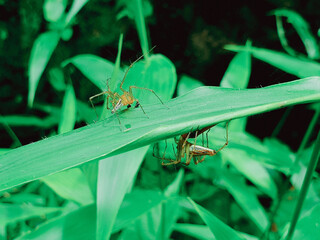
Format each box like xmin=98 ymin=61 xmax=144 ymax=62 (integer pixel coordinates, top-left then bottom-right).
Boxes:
xmin=136 ymin=100 xmax=149 ymax=118
xmin=89 ymin=90 xmax=111 ymax=119
xmin=119 ymin=47 xmax=156 ymax=92
xmin=214 ymin=120 xmax=230 ymax=154
xmin=129 ymin=86 xmax=168 ymax=108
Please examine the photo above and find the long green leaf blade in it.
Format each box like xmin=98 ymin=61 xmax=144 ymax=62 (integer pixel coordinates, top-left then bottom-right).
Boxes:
xmin=1 ymin=77 xmax=320 ymax=191
xmin=28 ymin=31 xmax=60 ymax=107
xmin=96 ymin=147 xmax=147 ymax=240
xmin=188 ymin=198 xmax=244 ymax=240
xmin=225 ymin=45 xmax=320 ymax=78
xmin=58 ymin=84 xmax=77 ymax=134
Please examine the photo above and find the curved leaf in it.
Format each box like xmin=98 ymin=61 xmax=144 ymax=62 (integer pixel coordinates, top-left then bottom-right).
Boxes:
xmin=58 ymin=84 xmax=77 ymax=134
xmin=62 ymin=54 xmax=118 ymax=91
xmin=28 ymin=31 xmax=60 ymax=107
xmin=1 ymin=77 xmax=320 ymax=191
xmin=225 ymin=45 xmax=320 ymax=78
xmin=188 ymin=198 xmax=244 ymax=240
xmin=270 ymin=9 xmax=320 ymax=59
xmin=96 ymin=147 xmax=147 ymax=240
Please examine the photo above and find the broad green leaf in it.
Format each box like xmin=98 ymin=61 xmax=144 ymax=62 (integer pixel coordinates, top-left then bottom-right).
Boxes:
xmin=58 ymin=84 xmax=77 ymax=134
xmin=62 ymin=54 xmax=118 ymax=91
xmin=220 ymin=171 xmax=269 ymax=232
xmin=292 ymin=203 xmax=320 ymax=239
xmin=64 ymin=53 xmax=176 ymax=103
xmin=112 ymin=189 xmax=166 ymax=233
xmin=44 ymin=0 xmax=67 ymax=22
xmin=96 ymin=146 xmax=147 ymax=240
xmin=17 ymin=204 xmax=96 ymax=240
xmin=225 ymin=45 xmax=320 ymax=78
xmin=270 ymin=9 xmax=320 ymax=59
xmin=1 ymin=77 xmax=320 ymax=191
xmin=121 ymin=54 xmax=177 ymax=103
xmin=188 ymin=197 xmax=244 ymax=240
xmin=28 ymin=31 xmax=60 ymax=107
xmin=42 ymin=168 xmax=94 ymax=206
xmin=0 ymin=203 xmax=61 ymax=225
xmin=177 ymin=75 xmax=204 ymax=96
xmin=65 ymin=0 xmax=89 ymax=26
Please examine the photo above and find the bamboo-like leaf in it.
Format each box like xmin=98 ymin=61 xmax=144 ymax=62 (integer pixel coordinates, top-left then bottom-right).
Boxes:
xmin=65 ymin=0 xmax=89 ymax=26
xmin=58 ymin=84 xmax=77 ymax=134
xmin=1 ymin=77 xmax=320 ymax=191
xmin=188 ymin=198 xmax=244 ymax=240
xmin=221 ymin=171 xmax=269 ymax=232
xmin=42 ymin=168 xmax=94 ymax=206
xmin=270 ymin=9 xmax=320 ymax=59
xmin=96 ymin=147 xmax=147 ymax=240
xmin=62 ymin=54 xmax=118 ymax=91
xmin=225 ymin=45 xmax=320 ymax=78
xmin=28 ymin=31 xmax=60 ymax=107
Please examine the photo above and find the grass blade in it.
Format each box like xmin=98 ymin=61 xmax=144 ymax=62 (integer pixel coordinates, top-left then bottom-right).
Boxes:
xmin=188 ymin=197 xmax=244 ymax=240
xmin=1 ymin=77 xmax=320 ymax=191
xmin=28 ymin=31 xmax=60 ymax=107
xmin=285 ymin=129 xmax=320 ymax=240
xmin=58 ymin=84 xmax=77 ymax=134
xmin=96 ymin=146 xmax=147 ymax=240
xmin=225 ymin=45 xmax=320 ymax=78
xmin=270 ymin=9 xmax=320 ymax=59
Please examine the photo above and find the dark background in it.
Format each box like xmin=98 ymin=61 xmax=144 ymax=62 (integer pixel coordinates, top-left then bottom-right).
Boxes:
xmin=0 ymin=0 xmax=319 ymax=149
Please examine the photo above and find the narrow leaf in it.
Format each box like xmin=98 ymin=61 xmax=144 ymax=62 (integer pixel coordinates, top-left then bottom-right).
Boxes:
xmin=225 ymin=45 xmax=320 ymax=78
xmin=28 ymin=31 xmax=60 ymax=107
xmin=42 ymin=168 xmax=94 ymax=206
xmin=270 ymin=9 xmax=320 ymax=59
xmin=188 ymin=197 xmax=244 ymax=240
xmin=96 ymin=147 xmax=148 ymax=240
xmin=1 ymin=77 xmax=320 ymax=191
xmin=58 ymin=84 xmax=77 ymax=134
xmin=62 ymin=54 xmax=119 ymax=91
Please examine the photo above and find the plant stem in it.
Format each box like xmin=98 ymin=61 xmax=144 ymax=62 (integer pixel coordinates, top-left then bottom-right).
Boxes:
xmin=271 ymin=106 xmax=292 ymax=138
xmin=286 ymin=128 xmax=320 ymax=240
xmin=134 ymin=0 xmax=149 ymax=57
xmin=297 ymin=106 xmax=320 ymax=156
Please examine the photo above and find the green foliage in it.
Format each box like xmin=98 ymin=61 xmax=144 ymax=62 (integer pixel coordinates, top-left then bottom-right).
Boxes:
xmin=1 ymin=2 xmax=320 ymax=240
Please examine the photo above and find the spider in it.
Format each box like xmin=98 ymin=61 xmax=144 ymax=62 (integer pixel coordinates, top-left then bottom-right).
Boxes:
xmin=89 ymin=49 xmax=166 ymax=126
xmin=153 ymin=122 xmax=229 ymax=166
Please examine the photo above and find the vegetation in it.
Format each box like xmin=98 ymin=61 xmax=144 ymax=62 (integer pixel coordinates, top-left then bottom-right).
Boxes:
xmin=0 ymin=0 xmax=320 ymax=239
